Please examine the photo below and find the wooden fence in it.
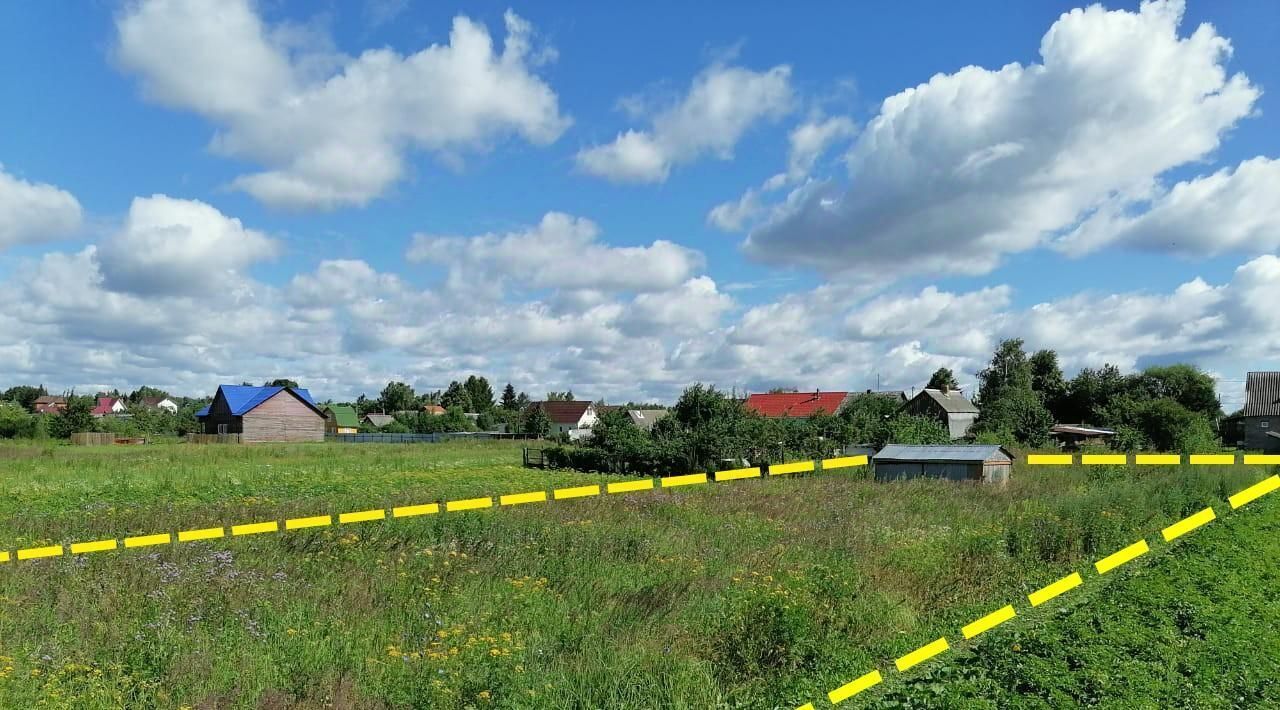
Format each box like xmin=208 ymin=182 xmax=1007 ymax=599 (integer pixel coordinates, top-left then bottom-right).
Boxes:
xmin=70 ymin=433 xmax=148 ymax=446
xmin=184 ymin=433 xmax=243 ymax=444
xmin=523 ymin=447 xmax=546 ymax=468
xmin=327 ymin=432 xmax=538 ymax=445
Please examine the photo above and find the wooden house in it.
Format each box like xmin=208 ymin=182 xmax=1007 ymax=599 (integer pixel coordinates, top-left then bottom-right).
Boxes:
xmin=195 ymin=385 xmax=325 ymax=443
xmin=32 ymin=395 xmax=66 ymax=414
xmin=1222 ymin=372 xmax=1280 ymax=453
xmin=900 ymin=387 xmax=979 ymax=440
xmin=744 ymin=391 xmax=852 ymax=419
xmin=323 ymin=405 xmax=360 ymax=434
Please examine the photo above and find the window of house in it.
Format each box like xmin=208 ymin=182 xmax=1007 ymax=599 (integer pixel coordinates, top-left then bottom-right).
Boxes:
xmin=217 ymin=424 xmax=228 ymax=435
xmin=1262 ymin=420 xmax=1271 ymax=429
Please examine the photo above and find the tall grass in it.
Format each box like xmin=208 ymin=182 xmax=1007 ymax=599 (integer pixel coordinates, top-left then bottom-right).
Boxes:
xmin=0 ymin=442 xmax=1272 ymax=708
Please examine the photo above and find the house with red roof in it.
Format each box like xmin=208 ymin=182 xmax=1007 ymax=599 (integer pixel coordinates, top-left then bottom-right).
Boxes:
xmin=744 ymin=391 xmax=853 ymax=419
xmin=91 ymin=397 xmax=128 ymax=417
xmin=529 ymin=400 xmax=598 ymax=440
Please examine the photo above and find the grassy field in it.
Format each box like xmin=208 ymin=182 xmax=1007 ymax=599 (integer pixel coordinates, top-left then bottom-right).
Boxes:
xmin=0 ymin=441 xmax=1275 ymax=709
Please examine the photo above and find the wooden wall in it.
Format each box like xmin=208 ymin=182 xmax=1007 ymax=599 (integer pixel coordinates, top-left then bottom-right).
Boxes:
xmin=241 ymin=390 xmax=325 ymax=443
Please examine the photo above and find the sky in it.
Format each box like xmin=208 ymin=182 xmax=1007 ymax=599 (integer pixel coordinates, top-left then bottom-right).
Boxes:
xmin=0 ymin=0 xmax=1278 ymax=409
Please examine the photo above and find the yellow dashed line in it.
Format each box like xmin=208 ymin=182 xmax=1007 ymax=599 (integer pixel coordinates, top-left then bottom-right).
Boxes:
xmin=69 ymin=539 xmax=118 ymax=554
xmin=285 ymin=515 xmax=332 ymax=530
xmin=1094 ymin=539 xmax=1149 ymax=574
xmin=714 ymin=467 xmax=760 ymax=482
xmin=607 ymin=479 xmax=654 ymax=494
xmin=1243 ymin=454 xmax=1280 ymax=465
xmin=0 ymin=551 xmax=8 ymax=563
xmin=392 ymin=503 xmax=440 ymax=518
xmin=827 ymin=669 xmax=883 ymax=704
xmin=895 ymin=638 xmax=949 ymax=672
xmin=1162 ymin=507 xmax=1216 ymax=541
xmin=961 ymin=605 xmax=1016 ymax=639
xmin=1028 ymin=572 xmax=1082 ymax=607
xmin=1136 ymin=454 xmax=1181 ymax=465
xmin=123 ymin=533 xmax=171 ymax=548
xmin=1027 ymin=454 xmax=1072 ymax=465
xmin=500 ymin=491 xmax=548 ymax=506
xmin=1082 ymin=454 xmax=1127 ymax=465
xmin=553 ymin=485 xmax=600 ymax=499
xmin=1229 ymin=475 xmax=1280 ymax=509
xmin=338 ymin=509 xmax=386 ymax=524
xmin=17 ymin=545 xmax=63 ymax=560
xmin=1189 ymin=453 xmax=1236 ymax=465
xmin=661 ymin=473 xmax=708 ymax=488
xmin=821 ymin=455 xmax=867 ymax=469
xmin=446 ymin=497 xmax=493 ymax=512
xmin=231 ymin=521 xmax=279 ymax=536
xmin=177 ymin=527 xmax=224 ymax=542
xmin=769 ymin=461 xmax=814 ymax=475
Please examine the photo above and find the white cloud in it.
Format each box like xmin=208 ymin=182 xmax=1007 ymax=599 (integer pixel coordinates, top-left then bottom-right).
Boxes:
xmin=0 ymin=166 xmax=83 ymax=251
xmin=1057 ymin=156 xmax=1280 ymax=256
xmin=786 ymin=116 xmax=856 ymax=180
xmin=116 ymin=0 xmax=569 ymax=209
xmin=95 ymin=195 xmax=279 ymax=295
xmin=743 ymin=0 xmax=1259 ymax=276
xmin=618 ymin=276 xmax=734 ymax=337
xmin=406 ymin=212 xmax=704 ymax=295
xmin=576 ymin=62 xmax=793 ymax=183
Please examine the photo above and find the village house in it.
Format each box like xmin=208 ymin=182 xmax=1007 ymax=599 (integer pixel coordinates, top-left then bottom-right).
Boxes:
xmin=323 ymin=405 xmax=360 ymax=434
xmin=744 ymin=391 xmax=853 ymax=419
xmin=422 ymin=405 xmax=446 ymax=416
xmin=139 ymin=396 xmax=179 ymax=414
xmin=196 ymin=384 xmax=325 ymax=443
xmin=362 ymin=413 xmax=395 ymax=428
xmin=900 ymin=386 xmax=980 ymax=440
xmin=91 ymin=397 xmax=128 ymax=418
xmin=1223 ymin=372 xmax=1280 ymax=453
xmin=873 ymin=444 xmax=1014 ymax=485
xmin=530 ymin=400 xmax=598 ymax=440
xmin=626 ymin=409 xmax=668 ymax=431
xmin=32 ymin=395 xmax=66 ymax=414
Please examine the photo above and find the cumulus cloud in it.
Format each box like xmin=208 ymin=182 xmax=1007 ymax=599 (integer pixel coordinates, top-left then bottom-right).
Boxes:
xmin=0 ymin=166 xmax=83 ymax=250
xmin=743 ymin=0 xmax=1259 ymax=276
xmin=95 ymin=195 xmax=279 ymax=295
xmin=406 ymin=212 xmax=704 ymax=295
xmin=576 ymin=62 xmax=793 ymax=183
xmin=1057 ymin=156 xmax=1280 ymax=255
xmin=707 ymin=117 xmax=853 ymax=231
xmin=115 ymin=0 xmax=569 ymax=209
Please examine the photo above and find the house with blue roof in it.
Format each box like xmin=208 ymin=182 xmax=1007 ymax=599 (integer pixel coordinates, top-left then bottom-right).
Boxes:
xmin=196 ymin=385 xmax=326 ymax=443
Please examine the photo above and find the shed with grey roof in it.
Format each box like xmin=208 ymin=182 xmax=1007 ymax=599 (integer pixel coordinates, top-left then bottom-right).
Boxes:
xmin=1222 ymin=372 xmax=1280 ymax=453
xmin=872 ymin=444 xmax=1014 ymax=485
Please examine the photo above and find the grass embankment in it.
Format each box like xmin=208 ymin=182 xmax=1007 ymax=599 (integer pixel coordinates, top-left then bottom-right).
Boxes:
xmin=0 ymin=442 xmax=1273 ymax=708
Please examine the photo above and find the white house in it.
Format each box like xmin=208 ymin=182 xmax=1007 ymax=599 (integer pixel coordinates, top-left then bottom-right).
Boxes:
xmin=140 ymin=396 xmax=179 ymax=414
xmin=532 ymin=401 xmax=598 ymax=440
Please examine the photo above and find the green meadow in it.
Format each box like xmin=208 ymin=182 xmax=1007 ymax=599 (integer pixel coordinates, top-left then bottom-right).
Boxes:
xmin=0 ymin=441 xmax=1275 ymax=709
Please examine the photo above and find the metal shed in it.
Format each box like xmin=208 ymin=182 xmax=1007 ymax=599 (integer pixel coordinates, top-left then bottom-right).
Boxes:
xmin=872 ymin=444 xmax=1014 ymax=485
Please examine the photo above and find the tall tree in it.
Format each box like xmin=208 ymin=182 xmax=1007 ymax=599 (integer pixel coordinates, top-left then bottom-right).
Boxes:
xmin=925 ymin=367 xmax=959 ymax=391
xmin=500 ymin=383 xmax=518 ymax=410
xmin=1028 ymin=350 xmax=1068 ymax=421
xmin=976 ymin=339 xmax=1033 ymax=405
xmin=2 ymin=385 xmax=47 ymax=411
xmin=522 ymin=405 xmax=551 ymax=437
xmin=127 ymin=386 xmax=169 ymax=403
xmin=441 ymin=381 xmax=473 ymax=411
xmin=546 ymin=390 xmax=575 ymax=401
xmin=463 ymin=375 xmax=495 ymax=412
xmin=379 ymin=381 xmax=417 ymax=413
xmin=1064 ymin=364 xmax=1127 ymax=425
xmin=264 ymin=379 xmax=300 ymax=389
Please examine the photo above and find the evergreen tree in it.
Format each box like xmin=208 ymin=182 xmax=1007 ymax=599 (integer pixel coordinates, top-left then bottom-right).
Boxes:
xmin=441 ymin=381 xmax=473 ymax=411
xmin=463 ymin=375 xmax=495 ymax=412
xmin=500 ymin=383 xmax=518 ymax=410
xmin=925 ymin=367 xmax=959 ymax=391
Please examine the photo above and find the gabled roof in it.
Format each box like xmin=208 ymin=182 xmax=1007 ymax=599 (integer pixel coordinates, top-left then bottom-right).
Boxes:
xmin=363 ymin=413 xmax=395 ymax=427
xmin=1244 ymin=372 xmax=1280 ymax=416
xmin=195 ymin=385 xmax=321 ymax=418
xmin=33 ymin=395 xmax=65 ymax=404
xmin=909 ymin=388 xmax=979 ymax=414
xmin=627 ymin=409 xmax=668 ymax=430
xmin=422 ymin=405 xmax=446 ymax=415
xmin=744 ymin=392 xmax=850 ymax=418
xmin=139 ymin=396 xmax=174 ymax=407
xmin=91 ymin=397 xmax=125 ymax=416
xmin=874 ymin=444 xmax=1014 ymax=462
xmin=325 ymin=405 xmax=360 ymax=428
xmin=533 ymin=400 xmax=593 ymax=424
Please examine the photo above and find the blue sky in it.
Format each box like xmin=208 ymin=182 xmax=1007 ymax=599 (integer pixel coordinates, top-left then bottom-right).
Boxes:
xmin=1 ymin=0 xmax=1277 ymax=407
